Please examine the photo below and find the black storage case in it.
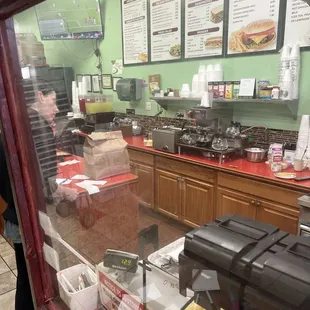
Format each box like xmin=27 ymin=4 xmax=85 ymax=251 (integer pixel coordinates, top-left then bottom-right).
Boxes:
xmin=179 ymin=215 xmax=310 ymax=310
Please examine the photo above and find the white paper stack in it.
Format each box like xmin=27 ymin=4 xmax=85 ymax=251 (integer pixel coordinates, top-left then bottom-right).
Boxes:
xmin=295 ymin=115 xmax=310 ymax=161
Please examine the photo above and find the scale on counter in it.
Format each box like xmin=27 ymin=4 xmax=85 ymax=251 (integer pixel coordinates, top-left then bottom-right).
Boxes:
xmin=104 ymin=249 xmax=139 ymax=273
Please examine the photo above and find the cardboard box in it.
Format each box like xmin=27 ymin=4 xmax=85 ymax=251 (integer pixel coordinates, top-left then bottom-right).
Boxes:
xmin=83 ymin=131 xmax=130 ymax=180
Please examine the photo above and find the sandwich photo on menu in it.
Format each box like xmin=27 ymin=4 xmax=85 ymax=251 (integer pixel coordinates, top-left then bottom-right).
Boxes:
xmin=205 ymin=36 xmax=223 ymax=49
xmin=211 ymin=4 xmax=224 ymax=24
xmin=229 ymin=19 xmax=276 ymax=53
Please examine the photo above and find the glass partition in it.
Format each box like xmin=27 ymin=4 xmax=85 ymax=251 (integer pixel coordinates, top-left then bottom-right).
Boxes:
xmin=2 ymin=1 xmax=308 ymax=310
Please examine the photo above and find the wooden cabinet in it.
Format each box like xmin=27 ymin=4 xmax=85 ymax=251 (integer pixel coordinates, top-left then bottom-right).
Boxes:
xmin=155 ymin=168 xmax=214 ymax=227
xmin=217 ymin=188 xmax=257 ymax=220
xmin=256 ymin=200 xmax=299 ymax=235
xmin=217 ymin=179 xmax=300 ymax=234
xmin=130 ymin=162 xmax=154 ymax=208
xmin=128 ymin=149 xmax=154 ymax=208
xmin=155 ymin=169 xmax=181 ymax=220
xmin=183 ymin=178 xmax=214 ymax=227
xmin=128 ymin=148 xmax=303 ymax=234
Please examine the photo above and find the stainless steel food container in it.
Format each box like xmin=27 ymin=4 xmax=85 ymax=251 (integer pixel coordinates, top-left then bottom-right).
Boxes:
xmin=245 ymin=148 xmax=267 ymax=162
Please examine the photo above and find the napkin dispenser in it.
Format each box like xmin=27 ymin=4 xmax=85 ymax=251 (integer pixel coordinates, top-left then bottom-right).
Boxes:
xmin=116 ymin=78 xmax=143 ymax=101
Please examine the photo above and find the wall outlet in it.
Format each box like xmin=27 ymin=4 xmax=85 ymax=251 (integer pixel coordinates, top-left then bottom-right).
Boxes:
xmin=146 ymin=101 xmax=152 ymax=111
xmin=126 ymin=108 xmax=135 ymax=115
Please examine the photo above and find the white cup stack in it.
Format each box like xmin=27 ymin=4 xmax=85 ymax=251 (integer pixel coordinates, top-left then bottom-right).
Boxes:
xmin=191 ymin=74 xmax=200 ymax=98
xmin=214 ymin=63 xmax=224 ymax=81
xmin=71 ymin=81 xmax=80 ymax=114
xmin=180 ymin=84 xmax=191 ymax=98
xmin=201 ymin=91 xmax=211 ymax=108
xmin=281 ymin=69 xmax=293 ymax=100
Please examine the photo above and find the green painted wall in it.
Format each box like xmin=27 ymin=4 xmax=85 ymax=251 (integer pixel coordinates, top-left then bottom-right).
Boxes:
xmin=15 ymin=0 xmax=310 ymax=130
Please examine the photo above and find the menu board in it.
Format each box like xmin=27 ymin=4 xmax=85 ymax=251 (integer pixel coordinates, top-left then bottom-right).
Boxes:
xmin=227 ymin=0 xmax=280 ymax=55
xmin=122 ymin=0 xmax=149 ymax=65
xmin=185 ymin=0 xmax=225 ymax=59
xmin=150 ymin=0 xmax=182 ymax=62
xmin=284 ymin=0 xmax=310 ymax=47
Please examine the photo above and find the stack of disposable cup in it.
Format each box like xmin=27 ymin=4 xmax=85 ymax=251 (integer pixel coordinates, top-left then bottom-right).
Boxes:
xmin=71 ymin=81 xmax=80 ymax=113
xmin=214 ymin=63 xmax=224 ymax=81
xmin=290 ymin=44 xmax=300 ymax=100
xmin=198 ymin=72 xmax=206 ymax=95
xmin=180 ymin=84 xmax=191 ymax=98
xmin=295 ymin=115 xmax=310 ymax=160
xmin=281 ymin=69 xmax=293 ymax=100
xmin=278 ymin=45 xmax=291 ymax=89
xmin=191 ymin=74 xmax=200 ymax=98
xmin=198 ymin=64 xmax=206 ymax=74
xmin=206 ymin=64 xmax=214 ymax=82
xmin=201 ymin=92 xmax=211 ymax=108
xmin=81 ymin=76 xmax=88 ymax=95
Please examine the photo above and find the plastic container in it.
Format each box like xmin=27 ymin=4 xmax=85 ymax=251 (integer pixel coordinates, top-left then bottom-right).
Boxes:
xmin=271 ymin=86 xmax=280 ymax=99
xmin=85 ymin=94 xmax=113 ymax=114
xmin=57 ymin=264 xmax=98 ymax=310
xmin=78 ymin=96 xmax=86 ymax=113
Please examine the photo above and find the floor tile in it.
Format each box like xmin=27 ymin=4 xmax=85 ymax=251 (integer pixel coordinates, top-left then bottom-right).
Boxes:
xmin=0 ymin=235 xmax=7 ymax=244
xmin=12 ymin=269 xmax=17 ymax=277
xmin=0 ymin=289 xmax=15 ymax=310
xmin=0 ymin=242 xmax=14 ymax=258
xmin=0 ymin=271 xmax=16 ymax=295
xmin=64 ymin=229 xmax=118 ymax=264
xmin=2 ymin=254 xmax=16 ymax=270
xmin=0 ymin=257 xmax=10 ymax=275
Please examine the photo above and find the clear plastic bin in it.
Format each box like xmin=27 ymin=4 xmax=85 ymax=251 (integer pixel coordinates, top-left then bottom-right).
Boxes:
xmin=57 ymin=264 xmax=98 ymax=310
xmin=85 ymin=94 xmax=113 ymax=114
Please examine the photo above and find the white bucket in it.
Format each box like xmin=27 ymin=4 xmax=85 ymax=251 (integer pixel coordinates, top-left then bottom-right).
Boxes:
xmin=57 ymin=264 xmax=98 ymax=310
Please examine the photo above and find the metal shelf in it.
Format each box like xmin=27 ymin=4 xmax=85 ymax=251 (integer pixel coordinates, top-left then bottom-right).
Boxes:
xmin=149 ymin=96 xmax=299 ymax=119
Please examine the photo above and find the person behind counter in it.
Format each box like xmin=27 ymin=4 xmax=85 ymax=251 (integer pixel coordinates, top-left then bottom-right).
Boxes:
xmin=28 ymin=82 xmax=78 ymax=202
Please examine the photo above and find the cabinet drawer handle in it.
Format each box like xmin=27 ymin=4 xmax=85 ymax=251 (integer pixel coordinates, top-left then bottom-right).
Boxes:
xmin=130 ymin=163 xmax=135 ymax=167
xmin=251 ymin=200 xmax=255 ymax=205
xmin=256 ymin=201 xmax=261 ymax=207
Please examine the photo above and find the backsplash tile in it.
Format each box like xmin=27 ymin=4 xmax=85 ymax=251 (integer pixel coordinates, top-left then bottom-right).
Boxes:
xmin=116 ymin=113 xmax=298 ymax=145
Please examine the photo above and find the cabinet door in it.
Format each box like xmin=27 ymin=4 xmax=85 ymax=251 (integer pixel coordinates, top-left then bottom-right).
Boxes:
xmin=135 ymin=163 xmax=154 ymax=208
xmin=256 ymin=200 xmax=299 ymax=235
xmin=129 ymin=161 xmax=136 ymax=175
xmin=183 ymin=178 xmax=214 ymax=227
xmin=216 ymin=187 xmax=257 ymax=219
xmin=155 ymin=169 xmax=181 ymax=220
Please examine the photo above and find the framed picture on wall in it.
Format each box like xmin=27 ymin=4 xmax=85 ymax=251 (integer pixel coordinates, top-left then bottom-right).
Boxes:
xmin=92 ymin=75 xmax=101 ymax=93
xmin=84 ymin=75 xmax=92 ymax=92
xmin=113 ymin=77 xmax=123 ymax=92
xmin=101 ymin=74 xmax=113 ymax=89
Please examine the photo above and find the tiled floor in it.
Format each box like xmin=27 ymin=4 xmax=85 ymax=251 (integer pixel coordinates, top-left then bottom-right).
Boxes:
xmin=0 ymin=235 xmax=16 ymax=310
xmin=48 ymin=203 xmax=191 ymax=268
xmin=0 ymin=206 xmax=191 ymax=307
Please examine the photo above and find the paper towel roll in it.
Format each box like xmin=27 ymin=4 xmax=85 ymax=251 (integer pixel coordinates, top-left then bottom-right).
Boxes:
xmin=295 ymin=115 xmax=310 ymax=160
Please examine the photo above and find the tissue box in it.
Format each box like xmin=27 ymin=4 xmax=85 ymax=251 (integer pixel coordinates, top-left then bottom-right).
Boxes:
xmin=83 ymin=131 xmax=130 ymax=180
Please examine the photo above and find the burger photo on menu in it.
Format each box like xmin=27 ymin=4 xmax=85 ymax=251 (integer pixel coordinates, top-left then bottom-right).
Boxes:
xmin=229 ymin=19 xmax=276 ymax=53
xmin=211 ymin=4 xmax=224 ymax=24
xmin=205 ymin=36 xmax=223 ymax=49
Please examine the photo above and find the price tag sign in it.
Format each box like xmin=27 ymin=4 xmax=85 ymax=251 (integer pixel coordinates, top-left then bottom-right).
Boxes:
xmin=239 ymin=78 xmax=256 ymax=99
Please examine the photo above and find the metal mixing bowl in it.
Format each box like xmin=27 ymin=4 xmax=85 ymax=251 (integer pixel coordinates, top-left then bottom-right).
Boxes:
xmin=244 ymin=148 xmax=267 ymax=162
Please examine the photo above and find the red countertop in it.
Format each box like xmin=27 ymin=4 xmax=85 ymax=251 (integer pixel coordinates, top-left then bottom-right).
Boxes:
xmin=124 ymin=136 xmax=310 ymax=192
xmin=57 ymin=155 xmax=137 ymax=193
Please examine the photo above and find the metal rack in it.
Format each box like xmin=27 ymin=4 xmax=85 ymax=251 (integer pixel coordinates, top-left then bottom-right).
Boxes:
xmin=177 ymin=143 xmax=241 ymax=164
